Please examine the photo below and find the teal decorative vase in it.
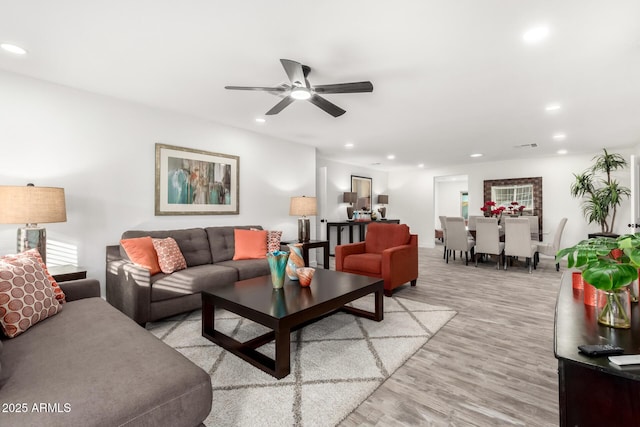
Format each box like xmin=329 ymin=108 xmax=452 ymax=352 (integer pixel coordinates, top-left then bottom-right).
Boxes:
xmin=286 ymin=244 xmax=305 ymax=280
xmin=267 ymin=251 xmax=289 ymax=289
xmin=270 ymin=288 xmax=288 ymax=317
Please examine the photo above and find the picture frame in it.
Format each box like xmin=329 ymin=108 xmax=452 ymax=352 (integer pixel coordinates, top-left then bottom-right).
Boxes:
xmin=351 ymin=175 xmax=372 ymax=211
xmin=155 ymin=143 xmax=239 ymax=215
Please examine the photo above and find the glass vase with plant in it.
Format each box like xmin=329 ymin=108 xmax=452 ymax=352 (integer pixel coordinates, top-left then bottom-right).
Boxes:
xmin=557 ymin=234 xmax=640 ymax=328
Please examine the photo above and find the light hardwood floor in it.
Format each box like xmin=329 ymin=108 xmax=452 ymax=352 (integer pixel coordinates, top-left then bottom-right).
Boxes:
xmin=340 ymin=245 xmax=561 ymax=427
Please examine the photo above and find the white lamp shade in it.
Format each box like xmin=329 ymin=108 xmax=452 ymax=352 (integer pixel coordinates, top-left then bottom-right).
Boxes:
xmin=289 ymin=196 xmax=317 ymax=216
xmin=0 ymin=185 xmax=67 ymax=225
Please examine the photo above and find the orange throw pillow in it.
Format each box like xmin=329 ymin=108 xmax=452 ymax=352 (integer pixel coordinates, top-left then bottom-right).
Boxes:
xmin=120 ymin=236 xmax=161 ymax=275
xmin=233 ymin=229 xmax=268 ymax=260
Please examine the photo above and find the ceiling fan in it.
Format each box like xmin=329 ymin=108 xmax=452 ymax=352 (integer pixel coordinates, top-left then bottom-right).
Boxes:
xmin=225 ymin=59 xmax=373 ymax=117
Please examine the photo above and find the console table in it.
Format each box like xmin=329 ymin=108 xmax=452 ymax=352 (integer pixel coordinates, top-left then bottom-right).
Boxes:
xmin=554 ymin=272 xmax=640 ymax=426
xmin=326 ymin=219 xmax=400 ymax=256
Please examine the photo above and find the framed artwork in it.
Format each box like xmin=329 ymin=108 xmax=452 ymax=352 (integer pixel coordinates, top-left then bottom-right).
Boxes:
xmin=155 ymin=143 xmax=239 ymax=215
xmin=351 ymin=175 xmax=372 ymax=211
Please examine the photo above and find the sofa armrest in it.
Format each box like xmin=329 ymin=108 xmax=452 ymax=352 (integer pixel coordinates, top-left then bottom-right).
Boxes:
xmin=59 ymin=279 xmax=101 ymax=301
xmin=105 ymin=245 xmax=152 ymax=325
xmin=335 ymin=242 xmax=366 ymax=271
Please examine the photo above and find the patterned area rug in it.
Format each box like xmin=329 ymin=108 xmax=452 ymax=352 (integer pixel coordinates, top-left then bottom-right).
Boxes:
xmin=147 ymin=295 xmax=456 ymax=427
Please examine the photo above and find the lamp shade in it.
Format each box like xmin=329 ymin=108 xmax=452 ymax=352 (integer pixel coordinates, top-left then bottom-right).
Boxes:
xmin=0 ymin=185 xmax=67 ymax=225
xmin=289 ymin=196 xmax=317 ymax=216
xmin=343 ymin=192 xmax=357 ymax=204
xmin=377 ymin=194 xmax=389 ymax=204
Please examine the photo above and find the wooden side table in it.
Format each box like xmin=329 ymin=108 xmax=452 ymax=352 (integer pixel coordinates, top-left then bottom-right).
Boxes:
xmin=281 ymin=240 xmax=330 ymax=269
xmin=48 ymin=265 xmax=87 ymax=282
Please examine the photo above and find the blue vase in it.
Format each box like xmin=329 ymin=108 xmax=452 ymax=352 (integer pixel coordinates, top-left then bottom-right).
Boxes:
xmin=267 ymin=251 xmax=289 ymax=289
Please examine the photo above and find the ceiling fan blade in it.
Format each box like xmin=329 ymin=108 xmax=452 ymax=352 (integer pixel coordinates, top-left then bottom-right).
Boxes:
xmin=225 ymin=86 xmax=287 ymax=92
xmin=312 ymin=81 xmax=374 ymax=94
xmin=280 ymin=59 xmax=309 ymax=88
xmin=265 ymin=96 xmax=295 ymax=115
xmin=308 ymin=94 xmax=346 ymax=117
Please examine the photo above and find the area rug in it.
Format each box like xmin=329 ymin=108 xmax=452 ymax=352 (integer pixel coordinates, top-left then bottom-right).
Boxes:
xmin=146 ymin=295 xmax=456 ymax=427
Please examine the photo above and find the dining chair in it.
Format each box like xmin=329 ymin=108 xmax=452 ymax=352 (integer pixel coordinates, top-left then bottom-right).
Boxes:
xmin=528 ymin=215 xmax=540 ymax=241
xmin=474 ymin=217 xmax=504 ymax=269
xmin=445 ymin=217 xmax=475 ymax=265
xmin=504 ymin=217 xmax=538 ymax=273
xmin=439 ymin=215 xmax=448 ymax=259
xmin=536 ymin=217 xmax=568 ymax=271
xmin=467 ymin=215 xmax=482 ymax=232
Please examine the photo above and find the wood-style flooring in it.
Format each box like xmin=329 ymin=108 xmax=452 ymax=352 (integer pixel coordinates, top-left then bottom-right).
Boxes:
xmin=339 ymin=245 xmax=560 ymax=427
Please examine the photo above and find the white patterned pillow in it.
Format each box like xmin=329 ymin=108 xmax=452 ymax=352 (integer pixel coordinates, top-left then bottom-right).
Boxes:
xmin=0 ymin=255 xmax=62 ymax=338
xmin=250 ymin=229 xmax=283 ymax=253
xmin=152 ymin=237 xmax=187 ymax=274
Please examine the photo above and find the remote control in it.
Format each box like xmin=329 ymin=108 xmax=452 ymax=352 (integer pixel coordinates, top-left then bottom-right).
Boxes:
xmin=608 ymin=355 xmax=640 ymax=366
xmin=577 ymin=344 xmax=624 ymax=357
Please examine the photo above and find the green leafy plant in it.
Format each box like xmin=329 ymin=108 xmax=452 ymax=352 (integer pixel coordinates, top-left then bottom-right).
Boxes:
xmin=570 ymin=149 xmax=630 ymax=234
xmin=556 ymin=235 xmax=640 ymax=290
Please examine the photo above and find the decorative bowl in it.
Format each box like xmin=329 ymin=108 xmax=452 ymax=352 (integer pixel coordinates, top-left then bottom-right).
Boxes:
xmin=297 ymin=267 xmax=315 ymax=287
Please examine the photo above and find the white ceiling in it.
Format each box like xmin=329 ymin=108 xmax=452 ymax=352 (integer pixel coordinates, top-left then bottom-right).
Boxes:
xmin=1 ymin=0 xmax=640 ymax=171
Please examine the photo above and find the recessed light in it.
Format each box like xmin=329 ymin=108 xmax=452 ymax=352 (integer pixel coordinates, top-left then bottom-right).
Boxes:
xmin=0 ymin=43 xmax=27 ymax=55
xmin=255 ymin=118 xmax=266 ymax=123
xmin=387 ymin=154 xmax=395 ymax=160
xmin=418 ymin=163 xmax=425 ymax=168
xmin=557 ymin=149 xmax=568 ymax=155
xmin=553 ymin=133 xmax=566 ymax=141
xmin=545 ymin=103 xmax=562 ymax=112
xmin=344 ymin=143 xmax=354 ymax=149
xmin=523 ymin=26 xmax=550 ymax=44
xmin=470 ymin=153 xmax=483 ymax=158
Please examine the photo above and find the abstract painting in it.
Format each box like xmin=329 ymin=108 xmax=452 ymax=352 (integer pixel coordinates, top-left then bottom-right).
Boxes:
xmin=155 ymin=143 xmax=239 ymax=215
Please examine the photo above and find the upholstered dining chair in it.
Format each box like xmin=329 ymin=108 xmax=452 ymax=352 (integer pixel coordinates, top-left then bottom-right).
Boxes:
xmin=474 ymin=217 xmax=504 ymax=269
xmin=536 ymin=217 xmax=568 ymax=271
xmin=528 ymin=215 xmax=540 ymax=241
xmin=444 ymin=217 xmax=475 ymax=265
xmin=467 ymin=215 xmax=482 ymax=232
xmin=335 ymin=222 xmax=418 ymax=297
xmin=504 ymin=217 xmax=538 ymax=273
xmin=439 ymin=215 xmax=448 ymax=260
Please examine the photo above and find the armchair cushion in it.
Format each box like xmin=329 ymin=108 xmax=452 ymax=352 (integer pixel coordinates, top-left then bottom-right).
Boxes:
xmin=343 ymin=253 xmax=382 ymax=275
xmin=365 ymin=223 xmax=411 ymax=253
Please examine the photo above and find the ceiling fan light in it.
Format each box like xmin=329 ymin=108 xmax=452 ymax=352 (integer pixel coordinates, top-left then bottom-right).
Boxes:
xmin=291 ymin=87 xmax=311 ymax=100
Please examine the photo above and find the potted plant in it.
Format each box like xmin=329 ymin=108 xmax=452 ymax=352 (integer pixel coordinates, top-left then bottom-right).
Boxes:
xmin=570 ymin=148 xmax=630 ymax=237
xmin=557 ymin=234 xmax=640 ymax=328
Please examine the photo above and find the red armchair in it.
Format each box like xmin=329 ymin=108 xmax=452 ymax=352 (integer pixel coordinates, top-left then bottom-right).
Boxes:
xmin=336 ymin=222 xmax=418 ymax=297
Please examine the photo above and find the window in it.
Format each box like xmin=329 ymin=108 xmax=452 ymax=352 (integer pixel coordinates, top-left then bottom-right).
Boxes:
xmin=491 ymin=184 xmax=534 ymax=212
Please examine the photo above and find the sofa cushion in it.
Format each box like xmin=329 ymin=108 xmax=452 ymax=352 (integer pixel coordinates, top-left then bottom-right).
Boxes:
xmin=343 ymin=253 xmax=382 ymax=275
xmin=120 ymin=236 xmax=162 ymax=275
xmin=365 ymin=223 xmax=411 ymax=254
xmin=233 ymin=229 xmax=268 ymax=260
xmin=0 ymin=255 xmax=62 ymax=338
xmin=0 ymin=298 xmax=212 ymax=427
xmin=122 ymin=228 xmax=212 ymax=267
xmin=216 ymin=259 xmax=271 ymax=281
xmin=150 ymin=264 xmax=238 ymax=302
xmin=152 ymin=237 xmax=187 ymax=274
xmin=206 ymin=225 xmax=263 ymax=263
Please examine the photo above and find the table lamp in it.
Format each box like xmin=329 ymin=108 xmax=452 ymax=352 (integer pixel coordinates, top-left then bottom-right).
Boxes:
xmin=289 ymin=196 xmax=317 ymax=242
xmin=377 ymin=194 xmax=388 ymax=219
xmin=343 ymin=192 xmax=357 ymax=220
xmin=0 ymin=184 xmax=67 ymax=264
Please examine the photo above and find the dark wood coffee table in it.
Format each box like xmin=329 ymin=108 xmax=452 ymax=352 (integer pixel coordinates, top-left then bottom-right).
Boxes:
xmin=202 ymin=269 xmax=384 ymax=379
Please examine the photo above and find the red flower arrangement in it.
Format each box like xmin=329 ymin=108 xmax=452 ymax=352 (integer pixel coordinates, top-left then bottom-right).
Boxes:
xmin=480 ymin=200 xmax=526 ymax=217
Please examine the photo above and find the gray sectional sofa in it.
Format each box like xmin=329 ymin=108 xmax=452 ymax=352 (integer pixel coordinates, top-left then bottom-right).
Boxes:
xmin=0 ymin=278 xmax=212 ymax=427
xmin=106 ymin=225 xmax=272 ymax=325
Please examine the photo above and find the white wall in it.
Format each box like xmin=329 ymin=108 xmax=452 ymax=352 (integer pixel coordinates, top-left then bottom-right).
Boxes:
xmin=390 ymin=149 xmax=635 ymax=250
xmin=0 ymin=70 xmax=316 ymax=291
xmin=434 ymin=178 xmax=469 ymax=228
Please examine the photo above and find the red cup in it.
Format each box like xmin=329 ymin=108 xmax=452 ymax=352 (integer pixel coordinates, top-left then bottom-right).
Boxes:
xmin=584 ymin=282 xmax=597 ymax=306
xmin=572 ymin=272 xmax=584 ymax=290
